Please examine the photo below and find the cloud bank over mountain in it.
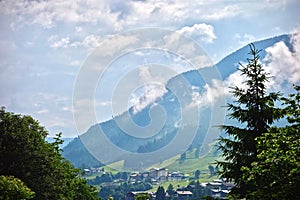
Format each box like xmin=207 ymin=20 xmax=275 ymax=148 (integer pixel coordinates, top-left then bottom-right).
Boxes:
xmin=1 ymin=0 xmax=299 ymax=137
xmin=264 ymin=31 xmax=300 ymax=90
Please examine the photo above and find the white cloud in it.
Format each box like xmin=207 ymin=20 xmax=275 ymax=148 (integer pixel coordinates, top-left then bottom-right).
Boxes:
xmin=201 ymin=4 xmax=241 ymax=21
xmin=263 ymin=31 xmax=300 ymax=89
xmin=69 ymin=60 xmax=82 ymax=67
xmin=81 ymin=35 xmax=102 ymax=49
xmin=162 ymin=31 xmax=214 ymax=69
xmin=1 ymin=0 xmax=284 ymax=32
xmin=224 ymin=69 xmax=247 ymax=91
xmin=130 ymin=67 xmax=167 ymax=114
xmin=50 ymin=37 xmax=70 ymax=48
xmin=48 ymin=34 xmax=102 ymax=49
xmin=94 ymin=34 xmax=138 ymax=57
xmin=1 ymin=0 xmax=299 ymax=137
xmin=0 ymin=0 xmax=121 ymax=30
xmin=75 ymin=26 xmax=83 ymax=33
xmin=234 ymin=33 xmax=256 ymax=46
xmin=187 ymin=68 xmax=246 ymax=109
xmin=126 ymin=0 xmax=242 ymax=27
xmin=178 ymin=23 xmax=216 ymax=43
xmin=195 ymin=30 xmax=300 ymax=108
xmin=187 ymin=78 xmax=226 ymax=109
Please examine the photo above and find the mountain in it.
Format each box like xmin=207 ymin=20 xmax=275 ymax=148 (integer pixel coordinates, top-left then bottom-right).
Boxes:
xmin=63 ymin=34 xmax=292 ymax=169
xmin=45 ymin=137 xmax=73 ymax=149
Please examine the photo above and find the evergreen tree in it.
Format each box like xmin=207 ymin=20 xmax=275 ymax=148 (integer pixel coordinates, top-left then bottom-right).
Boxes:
xmin=241 ymin=85 xmax=300 ymax=199
xmin=194 ymin=170 xmax=200 ymax=179
xmin=208 ymin=165 xmax=214 ymax=177
xmin=179 ymin=152 xmax=186 ymax=164
xmin=166 ymin=184 xmax=174 ymax=196
xmin=155 ymin=186 xmax=165 ymax=200
xmin=216 ymin=44 xmax=282 ymax=198
xmin=193 ymin=180 xmax=202 ymax=198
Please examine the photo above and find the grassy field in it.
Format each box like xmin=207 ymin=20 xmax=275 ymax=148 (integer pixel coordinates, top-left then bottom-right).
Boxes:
xmin=164 ymin=143 xmax=223 ymax=173
xmin=146 ymin=143 xmax=223 ymax=191
xmin=85 ymin=142 xmax=224 ymax=191
xmin=147 ymin=173 xmax=219 ymax=192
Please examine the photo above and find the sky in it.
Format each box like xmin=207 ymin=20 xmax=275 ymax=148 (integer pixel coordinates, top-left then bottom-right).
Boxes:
xmin=1 ymin=0 xmax=300 ymax=137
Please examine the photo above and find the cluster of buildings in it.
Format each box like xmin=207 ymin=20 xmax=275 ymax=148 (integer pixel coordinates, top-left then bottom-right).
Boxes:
xmin=126 ymin=190 xmax=193 ymax=200
xmin=201 ymin=179 xmax=235 ymax=199
xmin=84 ymin=167 xmax=235 ymax=199
xmin=129 ymin=168 xmax=187 ymax=184
xmin=83 ymin=167 xmax=103 ymax=175
xmin=126 ymin=178 xmax=235 ymax=200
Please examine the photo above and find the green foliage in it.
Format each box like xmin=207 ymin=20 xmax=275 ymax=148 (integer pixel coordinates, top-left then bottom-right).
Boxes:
xmin=166 ymin=184 xmax=174 ymax=196
xmin=179 ymin=152 xmax=186 ymax=164
xmin=240 ymin=85 xmax=300 ymax=199
xmin=135 ymin=193 xmax=150 ymax=200
xmin=193 ymin=180 xmax=202 ymax=198
xmin=0 ymin=175 xmax=35 ymax=200
xmin=216 ymin=44 xmax=282 ymax=198
xmin=0 ymin=108 xmax=100 ymax=200
xmin=194 ymin=170 xmax=200 ymax=179
xmin=208 ymin=165 xmax=214 ymax=177
xmin=98 ymin=181 xmax=152 ymax=200
xmin=155 ymin=186 xmax=165 ymax=200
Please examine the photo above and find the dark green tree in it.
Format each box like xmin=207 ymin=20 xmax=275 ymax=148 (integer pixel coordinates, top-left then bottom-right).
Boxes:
xmin=166 ymin=184 xmax=174 ymax=196
xmin=208 ymin=165 xmax=214 ymax=177
xmin=216 ymin=44 xmax=282 ymax=198
xmin=192 ymin=180 xmax=202 ymax=198
xmin=155 ymin=186 xmax=165 ymax=200
xmin=0 ymin=175 xmax=35 ymax=200
xmin=135 ymin=193 xmax=150 ymax=200
xmin=179 ymin=152 xmax=186 ymax=164
xmin=121 ymin=171 xmax=129 ymax=181
xmin=241 ymin=85 xmax=300 ymax=199
xmin=0 ymin=108 xmax=100 ymax=200
xmin=194 ymin=170 xmax=200 ymax=179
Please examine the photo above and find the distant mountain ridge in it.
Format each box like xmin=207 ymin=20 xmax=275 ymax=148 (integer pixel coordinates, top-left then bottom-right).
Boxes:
xmin=45 ymin=137 xmax=73 ymax=148
xmin=63 ymin=34 xmax=291 ymax=169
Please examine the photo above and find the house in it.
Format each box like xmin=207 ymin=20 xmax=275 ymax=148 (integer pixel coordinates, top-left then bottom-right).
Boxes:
xmin=206 ymin=181 xmax=222 ymax=191
xmin=83 ymin=168 xmax=91 ymax=174
xmin=83 ymin=167 xmax=103 ymax=175
xmin=130 ymin=173 xmax=142 ymax=182
xmin=141 ymin=171 xmax=149 ymax=179
xmin=211 ymin=189 xmax=230 ymax=199
xmin=202 ymin=179 xmax=235 ymax=199
xmin=176 ymin=190 xmax=193 ymax=199
xmin=149 ymin=168 xmax=168 ymax=179
xmin=169 ymin=171 xmax=184 ymax=181
xmin=125 ymin=192 xmax=153 ymax=200
xmin=158 ymin=175 xmax=168 ymax=182
xmin=221 ymin=182 xmax=235 ymax=190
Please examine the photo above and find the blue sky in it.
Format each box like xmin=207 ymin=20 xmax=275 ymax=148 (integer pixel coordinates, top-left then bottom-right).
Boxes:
xmin=1 ymin=0 xmax=300 ymax=137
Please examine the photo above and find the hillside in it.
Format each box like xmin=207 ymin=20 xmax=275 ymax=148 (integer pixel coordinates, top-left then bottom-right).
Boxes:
xmin=63 ymin=34 xmax=291 ymax=170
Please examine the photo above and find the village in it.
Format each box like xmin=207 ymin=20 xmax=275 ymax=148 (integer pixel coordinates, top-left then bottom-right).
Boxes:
xmin=84 ymin=167 xmax=235 ymax=199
